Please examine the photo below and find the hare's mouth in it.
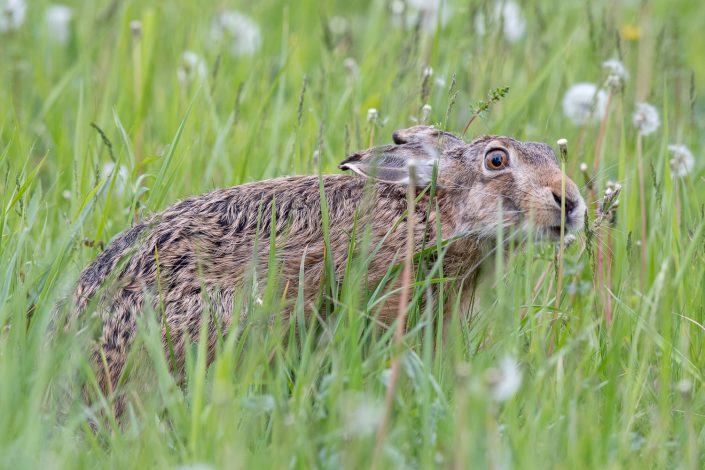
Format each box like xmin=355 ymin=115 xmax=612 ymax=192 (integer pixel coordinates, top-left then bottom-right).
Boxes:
xmin=540 ymin=223 xmax=576 ymax=240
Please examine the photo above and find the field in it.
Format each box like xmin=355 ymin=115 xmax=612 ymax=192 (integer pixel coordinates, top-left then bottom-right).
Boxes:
xmin=1 ymin=0 xmax=705 ymax=468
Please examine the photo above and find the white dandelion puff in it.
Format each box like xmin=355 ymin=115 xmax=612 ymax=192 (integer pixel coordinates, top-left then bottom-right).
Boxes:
xmin=367 ymin=108 xmax=379 ymax=124
xmin=129 ymin=20 xmax=141 ymax=38
xmin=393 ymin=0 xmax=452 ymax=33
xmin=210 ymin=10 xmax=262 ymax=58
xmin=602 ymin=58 xmax=629 ymax=91
xmin=562 ymin=83 xmax=608 ymax=126
xmin=44 ymin=5 xmax=72 ymax=44
xmin=342 ymin=396 xmax=383 ymax=438
xmin=0 ymin=0 xmax=26 ymax=33
xmin=676 ymin=378 xmax=693 ymax=394
xmin=668 ymin=144 xmax=695 ymax=178
xmin=327 ymin=15 xmax=348 ymax=36
xmin=632 ymin=102 xmax=660 ymax=136
xmin=101 ymin=162 xmax=129 ymax=197
xmin=474 ymin=1 xmax=526 ymax=44
xmin=485 ymin=356 xmax=522 ymax=402
xmin=177 ymin=51 xmax=207 ymax=85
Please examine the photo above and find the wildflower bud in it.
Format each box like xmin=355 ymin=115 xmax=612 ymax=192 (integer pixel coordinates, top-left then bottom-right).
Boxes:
xmin=556 ymin=138 xmax=568 ymax=163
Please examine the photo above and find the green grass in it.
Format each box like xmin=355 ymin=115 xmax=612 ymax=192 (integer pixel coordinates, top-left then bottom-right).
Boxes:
xmin=2 ymin=0 xmax=705 ymax=468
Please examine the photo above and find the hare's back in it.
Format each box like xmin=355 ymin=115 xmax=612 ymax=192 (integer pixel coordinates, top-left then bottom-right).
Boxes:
xmin=73 ymin=174 xmax=366 ymax=311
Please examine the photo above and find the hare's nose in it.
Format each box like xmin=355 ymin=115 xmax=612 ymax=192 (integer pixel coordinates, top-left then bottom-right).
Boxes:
xmin=552 ymin=191 xmax=577 ymax=214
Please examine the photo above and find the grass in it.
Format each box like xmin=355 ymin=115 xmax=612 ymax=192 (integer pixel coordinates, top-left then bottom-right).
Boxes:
xmin=1 ymin=0 xmax=705 ymax=468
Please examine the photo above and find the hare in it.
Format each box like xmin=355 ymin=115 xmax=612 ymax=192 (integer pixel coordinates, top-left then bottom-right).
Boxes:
xmin=73 ymin=125 xmax=585 ymax=413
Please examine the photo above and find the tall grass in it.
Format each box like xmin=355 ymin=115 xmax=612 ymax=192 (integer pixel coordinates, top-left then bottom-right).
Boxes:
xmin=1 ymin=0 xmax=704 ymax=468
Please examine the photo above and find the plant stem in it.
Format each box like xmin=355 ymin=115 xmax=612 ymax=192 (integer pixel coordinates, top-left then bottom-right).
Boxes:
xmin=371 ymin=164 xmax=417 ymax=469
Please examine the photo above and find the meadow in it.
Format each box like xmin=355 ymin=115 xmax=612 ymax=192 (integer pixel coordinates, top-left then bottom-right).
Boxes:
xmin=1 ymin=0 xmax=704 ymax=468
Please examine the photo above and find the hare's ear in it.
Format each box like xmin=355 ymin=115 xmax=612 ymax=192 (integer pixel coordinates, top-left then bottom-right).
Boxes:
xmin=339 ymin=143 xmax=440 ymax=186
xmin=392 ymin=125 xmax=464 ymax=151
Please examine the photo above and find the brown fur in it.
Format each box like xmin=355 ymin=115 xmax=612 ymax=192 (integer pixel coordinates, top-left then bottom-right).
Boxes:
xmin=72 ymin=126 xmax=585 ymax=414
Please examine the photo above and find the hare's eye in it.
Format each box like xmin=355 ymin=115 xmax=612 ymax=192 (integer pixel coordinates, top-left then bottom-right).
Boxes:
xmin=485 ymin=149 xmax=509 ymax=171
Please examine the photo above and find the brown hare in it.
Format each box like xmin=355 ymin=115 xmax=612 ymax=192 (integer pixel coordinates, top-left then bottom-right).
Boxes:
xmin=73 ymin=125 xmax=585 ymax=414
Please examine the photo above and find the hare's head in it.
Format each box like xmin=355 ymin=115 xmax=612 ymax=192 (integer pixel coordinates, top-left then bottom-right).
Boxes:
xmin=340 ymin=126 xmax=585 ymax=241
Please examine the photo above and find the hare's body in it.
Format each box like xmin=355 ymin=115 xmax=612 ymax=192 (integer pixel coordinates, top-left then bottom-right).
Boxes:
xmin=75 ymin=174 xmax=479 ymax=397
xmin=74 ymin=126 xmax=586 ymax=414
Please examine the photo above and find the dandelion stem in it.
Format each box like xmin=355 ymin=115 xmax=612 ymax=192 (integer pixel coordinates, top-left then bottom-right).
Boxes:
xmin=636 ymin=134 xmax=647 ymax=287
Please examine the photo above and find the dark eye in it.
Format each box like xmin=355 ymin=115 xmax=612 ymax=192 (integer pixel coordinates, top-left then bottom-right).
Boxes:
xmin=485 ymin=149 xmax=509 ymax=171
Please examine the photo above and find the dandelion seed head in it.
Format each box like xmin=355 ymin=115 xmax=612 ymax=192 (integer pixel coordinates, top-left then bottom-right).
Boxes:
xmin=327 ymin=15 xmax=348 ymax=35
xmin=211 ymin=10 xmax=262 ymax=58
xmin=562 ymin=83 xmax=608 ymax=126
xmin=632 ymin=102 xmax=660 ymax=136
xmin=579 ymin=162 xmax=589 ymax=173
xmin=367 ymin=108 xmax=379 ymax=123
xmin=668 ymin=144 xmax=695 ymax=178
xmin=177 ymin=51 xmax=207 ymax=85
xmin=342 ymin=395 xmax=383 ymax=438
xmin=676 ymin=378 xmax=692 ymax=394
xmin=393 ymin=0 xmax=452 ymax=33
xmin=423 ymin=66 xmax=433 ymax=77
xmin=485 ymin=356 xmax=522 ymax=402
xmin=129 ymin=20 xmax=141 ymax=37
xmin=0 ymin=0 xmax=26 ymax=32
xmin=475 ymin=1 xmax=527 ymax=44
xmin=603 ymin=59 xmax=629 ymax=91
xmin=44 ymin=4 xmax=72 ymax=44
